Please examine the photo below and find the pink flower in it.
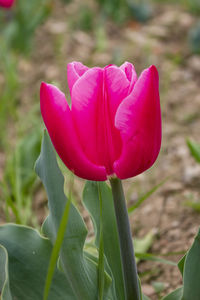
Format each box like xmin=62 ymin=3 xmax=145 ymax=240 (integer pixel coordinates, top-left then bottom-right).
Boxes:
xmin=40 ymin=62 xmax=161 ymax=181
xmin=0 ymin=0 xmax=15 ymax=8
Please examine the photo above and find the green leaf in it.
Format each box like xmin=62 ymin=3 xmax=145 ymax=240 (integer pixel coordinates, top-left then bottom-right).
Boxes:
xmin=128 ymin=178 xmax=168 ymax=213
xmin=43 ymin=198 xmax=71 ymax=300
xmin=83 ymin=181 xmax=125 ymax=300
xmin=0 ymin=224 xmax=75 ymax=300
xmin=182 ymin=228 xmax=200 ymax=300
xmin=152 ymin=281 xmax=165 ymax=294
xmin=97 ymin=183 xmax=105 ymax=300
xmin=134 ymin=231 xmax=155 ymax=263
xmin=0 ymin=245 xmax=12 ymax=300
xmin=178 ymin=254 xmax=186 ymax=276
xmin=138 ymin=277 xmax=151 ymax=300
xmin=187 ymin=139 xmax=200 ymax=163
xmin=35 ymin=131 xmax=111 ymax=300
xmin=135 ymin=252 xmax=177 ymax=266
xmin=162 ymin=287 xmax=183 ymax=300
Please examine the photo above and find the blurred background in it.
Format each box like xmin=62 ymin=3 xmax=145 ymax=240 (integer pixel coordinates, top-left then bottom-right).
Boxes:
xmin=0 ymin=0 xmax=200 ymax=298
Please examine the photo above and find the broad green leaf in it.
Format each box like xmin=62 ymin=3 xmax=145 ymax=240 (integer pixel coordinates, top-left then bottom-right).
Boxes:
xmin=83 ymin=181 xmax=125 ymax=300
xmin=187 ymin=139 xmax=200 ymax=163
xmin=0 ymin=245 xmax=12 ymax=300
xmin=0 ymin=224 xmax=75 ymax=300
xmin=182 ymin=228 xmax=200 ymax=300
xmin=35 ymin=132 xmax=111 ymax=300
xmin=162 ymin=287 xmax=183 ymax=300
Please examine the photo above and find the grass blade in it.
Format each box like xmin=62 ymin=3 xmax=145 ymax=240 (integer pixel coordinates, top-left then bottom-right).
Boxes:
xmin=128 ymin=178 xmax=168 ymax=214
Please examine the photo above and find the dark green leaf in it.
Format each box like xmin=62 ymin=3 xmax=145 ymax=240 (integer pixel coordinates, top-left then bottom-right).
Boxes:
xmin=182 ymin=228 xmax=200 ymax=300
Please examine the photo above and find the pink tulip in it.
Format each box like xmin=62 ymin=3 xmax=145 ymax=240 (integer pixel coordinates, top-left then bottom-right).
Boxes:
xmin=40 ymin=62 xmax=161 ymax=181
xmin=0 ymin=0 xmax=15 ymax=8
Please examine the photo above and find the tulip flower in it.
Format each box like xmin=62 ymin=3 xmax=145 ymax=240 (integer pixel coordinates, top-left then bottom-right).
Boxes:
xmin=40 ymin=62 xmax=161 ymax=181
xmin=0 ymin=0 xmax=15 ymax=8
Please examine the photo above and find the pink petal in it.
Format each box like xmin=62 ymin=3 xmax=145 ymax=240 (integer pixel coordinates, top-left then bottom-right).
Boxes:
xmin=104 ymin=65 xmax=131 ymax=119
xmin=120 ymin=62 xmax=137 ymax=91
xmin=114 ymin=65 xmax=162 ymax=179
xmin=71 ymin=65 xmax=137 ymax=175
xmin=67 ymin=62 xmax=89 ymax=95
xmin=103 ymin=65 xmax=133 ymax=165
xmin=71 ymin=67 xmax=104 ymax=166
xmin=40 ymin=82 xmax=106 ymax=181
xmin=0 ymin=0 xmax=14 ymax=8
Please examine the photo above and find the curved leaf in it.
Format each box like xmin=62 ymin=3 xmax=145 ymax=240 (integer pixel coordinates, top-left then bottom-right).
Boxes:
xmin=162 ymin=287 xmax=183 ymax=300
xmin=35 ymin=131 xmax=111 ymax=300
xmin=0 ymin=245 xmax=12 ymax=300
xmin=182 ymin=228 xmax=200 ymax=300
xmin=0 ymin=224 xmax=75 ymax=300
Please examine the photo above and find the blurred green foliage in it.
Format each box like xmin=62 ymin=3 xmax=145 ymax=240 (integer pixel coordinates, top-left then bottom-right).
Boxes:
xmin=0 ymin=0 xmax=52 ymax=54
xmin=0 ymin=42 xmax=19 ymax=147
xmin=70 ymin=5 xmax=94 ymax=32
xmin=184 ymin=0 xmax=200 ymax=14
xmin=185 ymin=139 xmax=200 ymax=212
xmin=128 ymin=1 xmax=153 ymax=22
xmin=1 ymin=129 xmax=42 ymax=225
xmin=97 ymin=0 xmax=129 ymax=23
xmin=97 ymin=0 xmax=152 ymax=23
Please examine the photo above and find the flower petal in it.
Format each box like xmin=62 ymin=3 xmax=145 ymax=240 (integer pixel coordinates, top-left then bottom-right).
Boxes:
xmin=114 ymin=65 xmax=162 ymax=179
xmin=120 ymin=62 xmax=137 ymax=90
xmin=40 ymin=82 xmax=106 ymax=180
xmin=104 ymin=65 xmax=131 ymax=119
xmin=67 ymin=62 xmax=89 ymax=95
xmin=71 ymin=67 xmax=106 ymax=166
xmin=0 ymin=0 xmax=14 ymax=8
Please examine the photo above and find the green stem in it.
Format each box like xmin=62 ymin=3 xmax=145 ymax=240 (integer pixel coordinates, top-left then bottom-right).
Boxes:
xmin=110 ymin=178 xmax=140 ymax=300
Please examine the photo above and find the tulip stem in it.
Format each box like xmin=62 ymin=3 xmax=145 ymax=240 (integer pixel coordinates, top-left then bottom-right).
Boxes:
xmin=110 ymin=178 xmax=140 ymax=300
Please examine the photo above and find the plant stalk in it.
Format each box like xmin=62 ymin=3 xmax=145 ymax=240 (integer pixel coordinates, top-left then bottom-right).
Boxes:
xmin=110 ymin=178 xmax=140 ymax=300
